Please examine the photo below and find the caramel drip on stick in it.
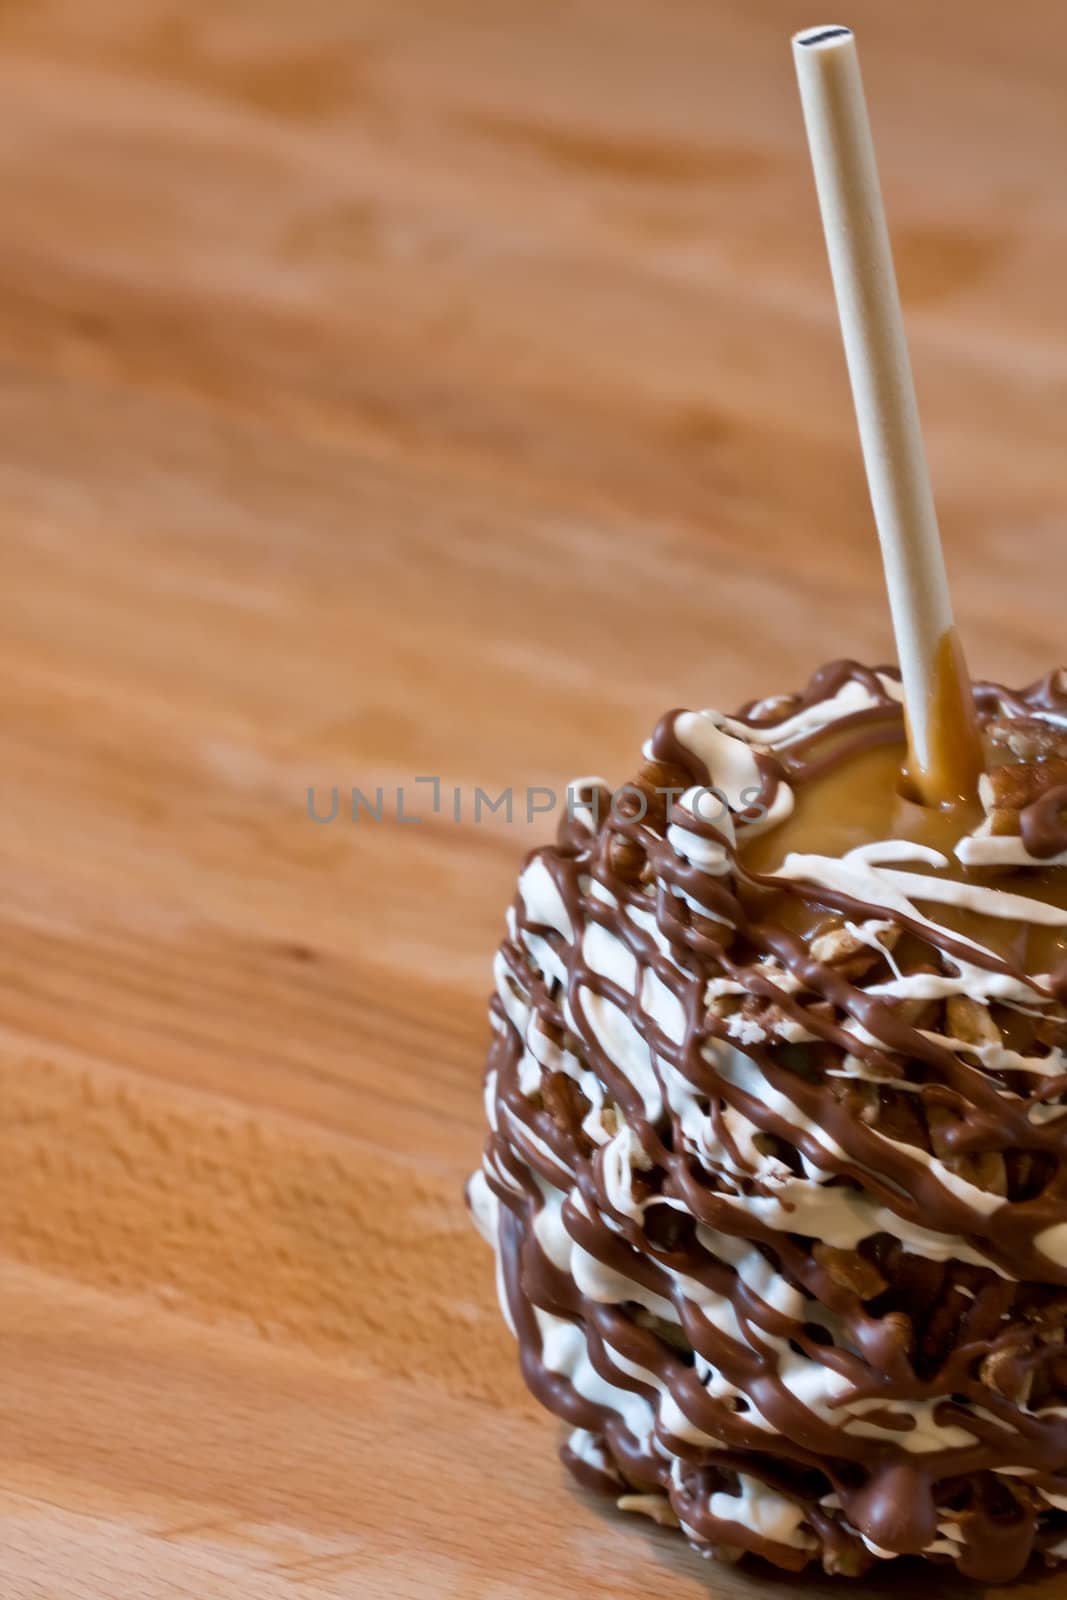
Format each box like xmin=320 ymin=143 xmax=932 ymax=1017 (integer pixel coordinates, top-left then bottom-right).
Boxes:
xmin=792 ymin=27 xmax=983 ymax=807
xmin=906 ymin=626 xmax=982 ymax=805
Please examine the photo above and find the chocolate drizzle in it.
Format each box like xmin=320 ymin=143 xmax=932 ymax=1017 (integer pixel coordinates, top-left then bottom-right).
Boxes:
xmin=468 ymin=661 xmax=1067 ymax=1582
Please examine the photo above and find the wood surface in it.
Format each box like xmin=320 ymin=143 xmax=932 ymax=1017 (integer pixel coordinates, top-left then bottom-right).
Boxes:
xmin=2 ymin=1 xmax=1066 ymax=1595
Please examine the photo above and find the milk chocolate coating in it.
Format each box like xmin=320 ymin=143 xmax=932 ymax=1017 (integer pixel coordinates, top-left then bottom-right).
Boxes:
xmin=469 ymin=662 xmax=1067 ymax=1582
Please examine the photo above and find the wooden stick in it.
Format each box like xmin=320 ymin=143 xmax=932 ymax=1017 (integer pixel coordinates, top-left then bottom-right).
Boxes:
xmin=792 ymin=25 xmax=981 ymax=807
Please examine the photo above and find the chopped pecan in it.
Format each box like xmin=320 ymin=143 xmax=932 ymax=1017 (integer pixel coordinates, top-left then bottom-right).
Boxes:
xmin=980 ymin=1344 xmax=1034 ymax=1405
xmin=880 ymin=1310 xmax=915 ymax=1357
xmin=946 ymin=995 xmax=1001 ymax=1048
xmin=828 ymin=1075 xmax=880 ymax=1126
xmin=809 ymin=919 xmax=898 ymax=980
xmin=608 ymin=835 xmax=647 ymax=884
xmin=888 ymin=995 xmax=942 ymax=1031
xmin=814 ymin=1242 xmax=888 ymax=1300
xmin=632 ymin=1309 xmax=692 ymax=1351
xmin=981 ymin=756 xmax=1067 ymax=836
xmin=635 ymin=756 xmax=694 ymax=834
xmin=617 ymin=1493 xmax=680 ymax=1528
xmin=724 ymin=992 xmax=792 ymax=1044
xmin=810 ymin=922 xmax=866 ymax=964
xmin=732 ymin=993 xmax=816 ymax=1045
xmin=926 ymin=1101 xmax=1007 ymax=1196
xmin=823 ymin=1541 xmax=871 ymax=1578
xmin=542 ymin=1071 xmax=594 ymax=1156
xmin=533 ymin=1015 xmax=564 ymax=1047
xmin=706 ymin=990 xmax=741 ymax=1022
xmin=885 ymin=966 xmax=942 ymax=1032
xmin=597 ymin=1104 xmax=619 ymax=1140
xmin=986 ymin=717 xmax=1067 ymax=764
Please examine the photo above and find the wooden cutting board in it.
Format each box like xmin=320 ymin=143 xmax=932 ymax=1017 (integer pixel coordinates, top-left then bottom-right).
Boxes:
xmin=1 ymin=0 xmax=1066 ymax=1593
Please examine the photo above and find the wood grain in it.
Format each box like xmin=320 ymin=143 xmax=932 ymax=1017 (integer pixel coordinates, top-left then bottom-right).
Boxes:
xmin=1 ymin=1 xmax=1066 ymax=1594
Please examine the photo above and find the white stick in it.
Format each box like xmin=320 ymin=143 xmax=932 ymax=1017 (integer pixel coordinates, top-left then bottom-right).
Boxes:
xmin=792 ymin=25 xmax=978 ymax=804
